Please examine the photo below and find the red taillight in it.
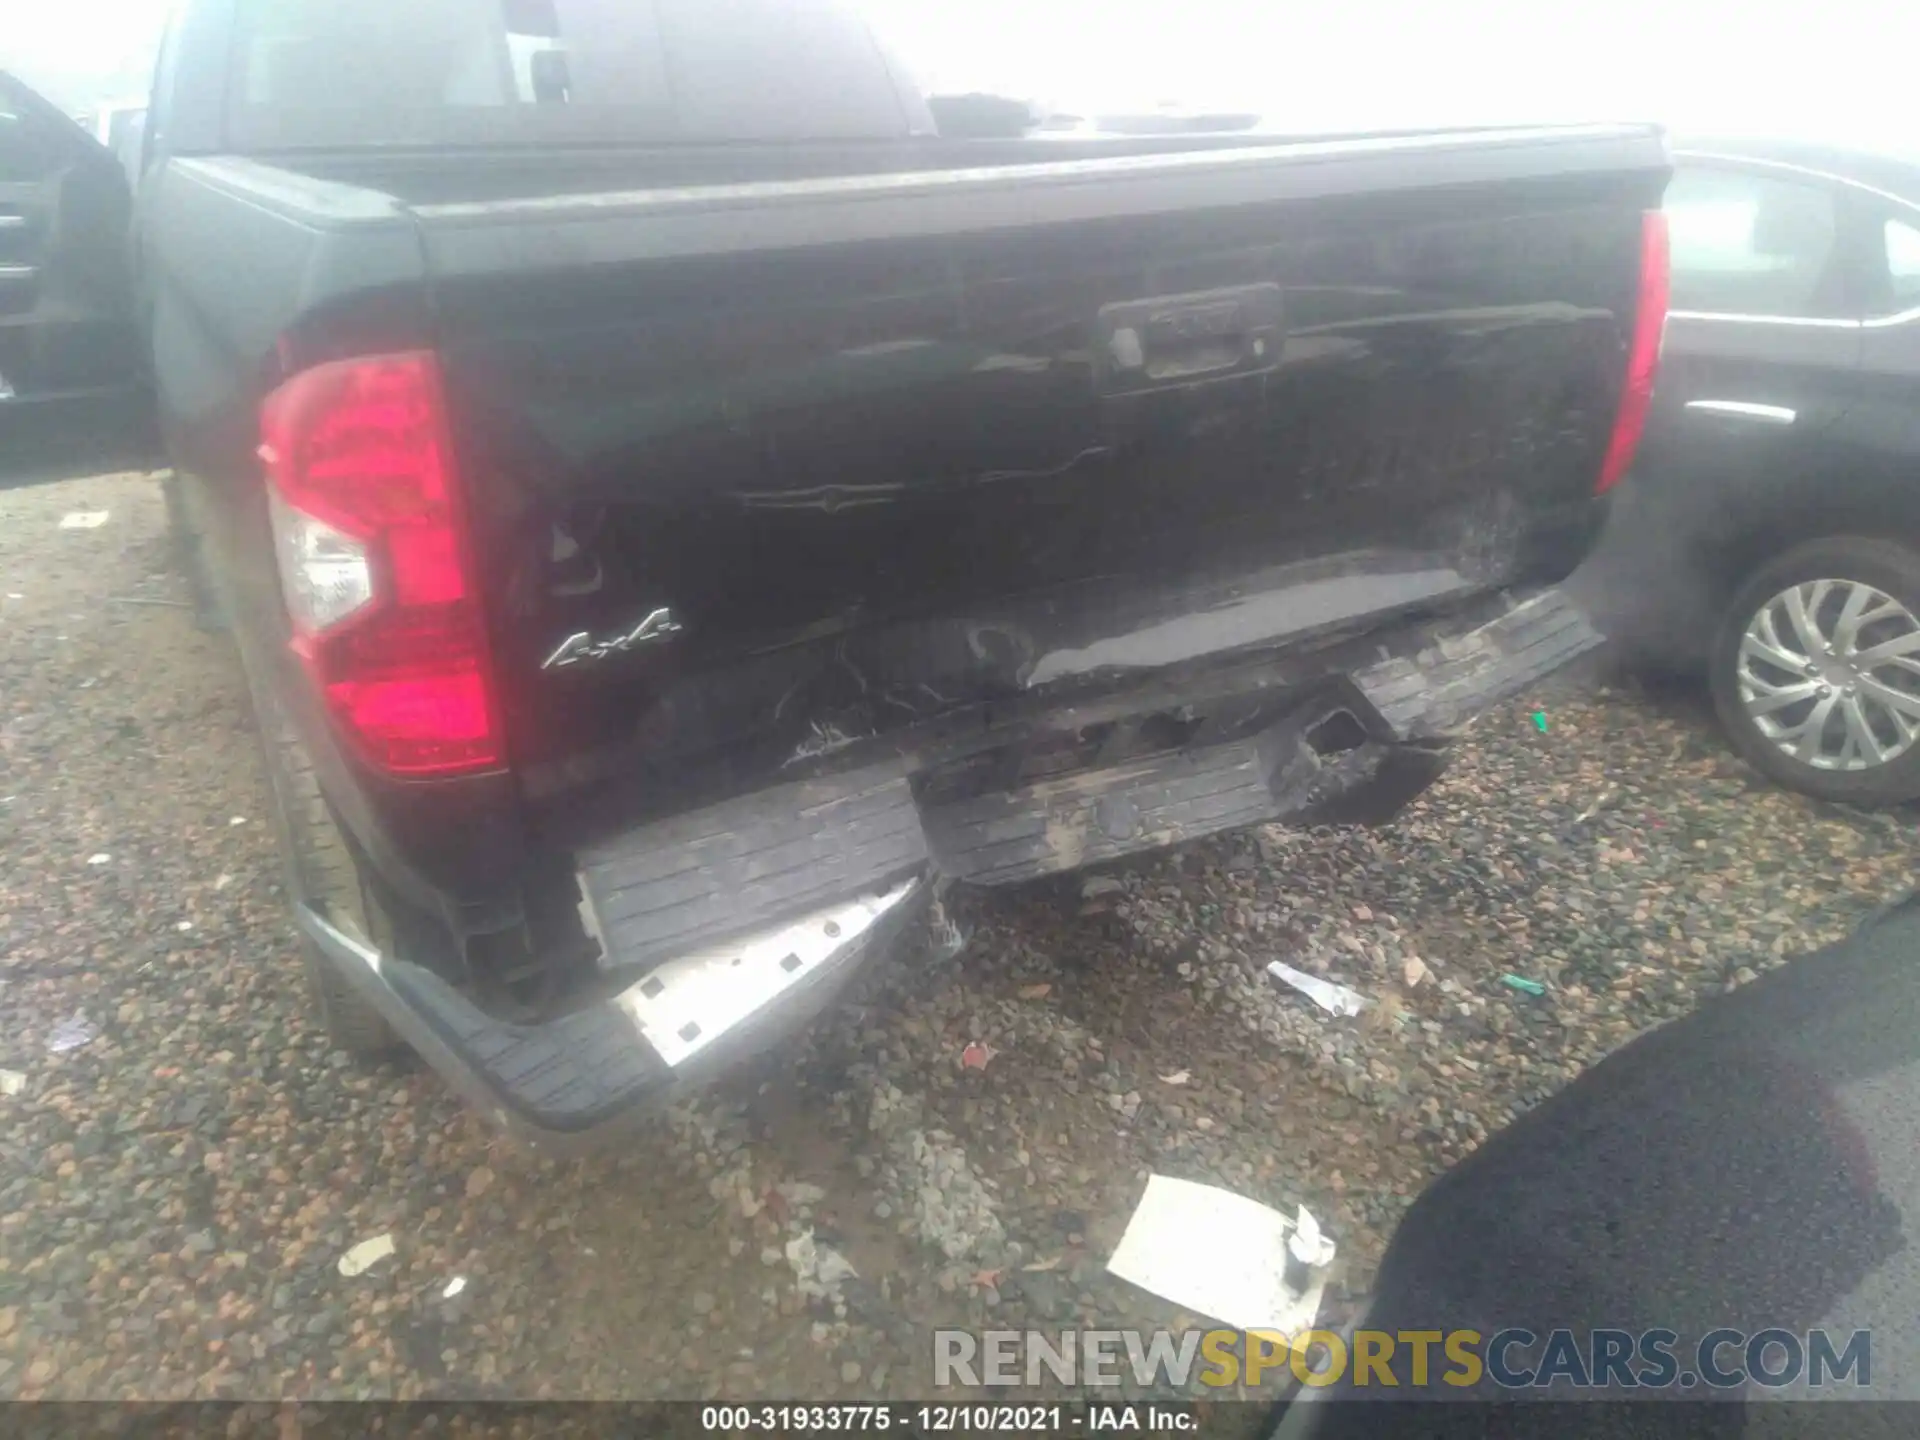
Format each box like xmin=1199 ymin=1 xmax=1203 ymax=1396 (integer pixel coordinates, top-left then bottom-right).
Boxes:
xmin=260 ymin=351 xmax=503 ymax=777
xmin=1595 ymin=209 xmax=1670 ymax=495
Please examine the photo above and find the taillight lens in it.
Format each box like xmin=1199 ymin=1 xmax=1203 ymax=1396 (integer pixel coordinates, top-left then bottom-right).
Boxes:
xmin=1595 ymin=209 xmax=1671 ymax=495
xmin=260 ymin=351 xmax=503 ymax=777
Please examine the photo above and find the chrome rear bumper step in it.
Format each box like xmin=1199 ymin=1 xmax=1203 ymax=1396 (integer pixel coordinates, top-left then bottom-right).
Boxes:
xmin=296 ymin=874 xmax=928 ymax=1153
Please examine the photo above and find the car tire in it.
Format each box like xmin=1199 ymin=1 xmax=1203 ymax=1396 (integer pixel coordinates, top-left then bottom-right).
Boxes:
xmin=173 ymin=469 xmax=404 ymax=1058
xmin=160 ymin=470 xmax=225 ymax=634
xmin=1710 ymin=536 xmax=1920 ymax=807
xmin=252 ymin=674 xmax=406 ymax=1061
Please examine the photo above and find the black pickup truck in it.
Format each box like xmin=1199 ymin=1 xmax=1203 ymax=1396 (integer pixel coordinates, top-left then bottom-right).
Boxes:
xmin=0 ymin=0 xmax=1670 ymax=1148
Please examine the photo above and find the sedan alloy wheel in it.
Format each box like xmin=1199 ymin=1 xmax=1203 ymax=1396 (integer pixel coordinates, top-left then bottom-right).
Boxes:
xmin=1736 ymin=578 xmax=1920 ymax=772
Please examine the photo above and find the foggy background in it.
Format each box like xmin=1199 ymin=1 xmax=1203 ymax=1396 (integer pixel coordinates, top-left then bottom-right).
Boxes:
xmin=3 ymin=0 xmax=1914 ymax=147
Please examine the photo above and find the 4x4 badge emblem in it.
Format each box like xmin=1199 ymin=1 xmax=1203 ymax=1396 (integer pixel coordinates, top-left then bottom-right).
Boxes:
xmin=541 ymin=607 xmax=684 ymax=669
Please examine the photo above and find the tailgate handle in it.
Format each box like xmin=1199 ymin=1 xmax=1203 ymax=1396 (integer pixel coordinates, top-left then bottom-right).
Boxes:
xmin=1095 ymin=283 xmax=1284 ymax=395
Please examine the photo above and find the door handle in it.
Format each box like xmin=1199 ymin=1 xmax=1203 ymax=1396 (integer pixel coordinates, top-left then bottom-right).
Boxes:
xmin=1684 ymin=399 xmax=1797 ymax=425
xmin=1095 ymin=283 xmax=1285 ymax=396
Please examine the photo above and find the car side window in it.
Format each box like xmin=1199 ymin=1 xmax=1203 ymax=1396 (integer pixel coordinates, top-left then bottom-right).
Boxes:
xmin=1876 ymin=216 xmax=1920 ymax=316
xmin=1664 ymin=165 xmax=1846 ymax=318
xmin=232 ymin=0 xmax=671 ymax=121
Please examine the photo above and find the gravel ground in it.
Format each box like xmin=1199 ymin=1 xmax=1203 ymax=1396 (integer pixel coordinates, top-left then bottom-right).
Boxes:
xmin=1 ymin=472 xmax=1914 ymax=1402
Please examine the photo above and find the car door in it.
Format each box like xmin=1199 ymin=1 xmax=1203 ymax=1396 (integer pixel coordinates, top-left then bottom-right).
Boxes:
xmin=0 ymin=71 xmax=157 ymax=489
xmin=1827 ymin=202 xmax=1920 ymax=525
xmin=1637 ymin=157 xmax=1866 ymax=512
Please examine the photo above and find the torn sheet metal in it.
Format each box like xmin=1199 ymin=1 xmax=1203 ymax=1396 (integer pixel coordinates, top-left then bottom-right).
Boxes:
xmin=1106 ymin=1175 xmax=1335 ymax=1333
xmin=1266 ymin=960 xmax=1368 ymax=1018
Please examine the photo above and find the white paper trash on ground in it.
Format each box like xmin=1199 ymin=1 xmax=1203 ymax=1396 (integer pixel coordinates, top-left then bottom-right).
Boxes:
xmin=48 ymin=1013 xmax=97 ymax=1054
xmin=1266 ymin=960 xmax=1367 ymax=1018
xmin=1106 ymin=1175 xmax=1336 ymax=1334
xmin=59 ymin=511 xmax=111 ymax=530
xmin=338 ymin=1233 xmax=395 ymax=1277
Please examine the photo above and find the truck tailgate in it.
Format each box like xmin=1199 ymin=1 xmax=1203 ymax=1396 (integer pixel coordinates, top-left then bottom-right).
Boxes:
xmin=408 ymin=124 xmax=1667 ymax=840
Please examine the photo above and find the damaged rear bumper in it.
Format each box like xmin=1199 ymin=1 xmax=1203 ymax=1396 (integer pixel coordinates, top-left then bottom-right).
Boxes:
xmin=297 ymin=875 xmax=929 ymax=1155
xmin=1350 ymin=586 xmax=1602 ymax=741
xmin=308 ymin=587 xmax=1597 ymax=1149
xmin=920 ymin=587 xmax=1600 ymax=882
